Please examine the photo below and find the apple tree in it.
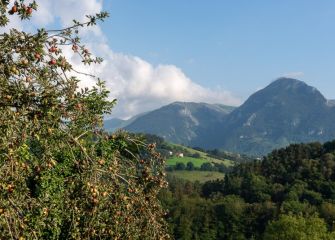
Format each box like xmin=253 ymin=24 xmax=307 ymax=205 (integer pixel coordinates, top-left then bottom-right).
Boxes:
xmin=0 ymin=1 xmax=170 ymax=239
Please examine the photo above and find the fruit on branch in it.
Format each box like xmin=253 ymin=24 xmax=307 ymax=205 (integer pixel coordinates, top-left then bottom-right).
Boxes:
xmin=7 ymin=184 xmax=14 ymax=193
xmin=26 ymin=7 xmax=33 ymax=15
xmin=72 ymin=45 xmax=78 ymax=52
xmin=10 ymin=66 xmax=19 ymax=75
xmin=34 ymin=53 xmax=41 ymax=60
xmin=21 ymin=58 xmax=29 ymax=65
xmin=49 ymin=46 xmax=57 ymax=53
xmin=75 ymin=103 xmax=82 ymax=110
xmin=0 ymin=4 xmax=169 ymax=238
xmin=12 ymin=5 xmax=18 ymax=13
xmin=49 ymin=59 xmax=56 ymax=65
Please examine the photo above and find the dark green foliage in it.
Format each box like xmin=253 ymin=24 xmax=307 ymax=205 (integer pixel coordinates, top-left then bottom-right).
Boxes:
xmin=175 ymin=162 xmax=186 ymax=170
xmin=162 ymin=140 xmax=335 ymax=239
xmin=191 ymin=152 xmax=201 ymax=158
xmin=263 ymin=214 xmax=335 ymax=240
xmin=186 ymin=161 xmax=195 ymax=171
xmin=200 ymin=162 xmax=215 ymax=171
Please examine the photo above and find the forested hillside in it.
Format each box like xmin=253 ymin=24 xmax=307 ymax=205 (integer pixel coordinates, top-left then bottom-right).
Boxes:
xmin=160 ymin=140 xmax=335 ymax=239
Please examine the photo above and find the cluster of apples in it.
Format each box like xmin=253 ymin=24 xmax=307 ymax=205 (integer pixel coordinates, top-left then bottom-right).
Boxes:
xmin=8 ymin=3 xmax=33 ymax=15
xmin=46 ymin=42 xmax=75 ymax=70
xmin=48 ymin=50 xmax=57 ymax=65
xmin=87 ymin=182 xmax=108 ymax=206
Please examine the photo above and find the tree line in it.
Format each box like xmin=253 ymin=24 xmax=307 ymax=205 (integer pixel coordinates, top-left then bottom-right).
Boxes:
xmin=160 ymin=140 xmax=335 ymax=239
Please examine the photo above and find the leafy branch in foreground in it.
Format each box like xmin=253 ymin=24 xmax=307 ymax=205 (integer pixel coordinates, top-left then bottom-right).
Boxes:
xmin=0 ymin=1 xmax=170 ymax=239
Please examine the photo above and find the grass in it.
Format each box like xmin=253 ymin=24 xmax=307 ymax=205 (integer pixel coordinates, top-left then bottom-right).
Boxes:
xmin=168 ymin=170 xmax=225 ymax=183
xmin=165 ymin=143 xmax=235 ymax=167
xmin=166 ymin=156 xmax=209 ymax=167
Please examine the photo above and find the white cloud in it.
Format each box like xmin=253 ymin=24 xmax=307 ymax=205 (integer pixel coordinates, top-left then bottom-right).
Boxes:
xmin=30 ymin=0 xmax=102 ymax=26
xmin=3 ymin=0 xmax=241 ymax=119
xmin=97 ymin=50 xmax=241 ymax=118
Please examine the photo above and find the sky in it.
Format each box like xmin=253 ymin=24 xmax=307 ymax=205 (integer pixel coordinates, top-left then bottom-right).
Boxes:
xmin=4 ymin=1 xmax=335 ymax=118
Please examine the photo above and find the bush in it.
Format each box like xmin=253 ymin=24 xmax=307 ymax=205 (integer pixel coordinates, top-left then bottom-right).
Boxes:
xmin=175 ymin=162 xmax=186 ymax=170
xmin=186 ymin=162 xmax=195 ymax=171
xmin=191 ymin=153 xmax=201 ymax=158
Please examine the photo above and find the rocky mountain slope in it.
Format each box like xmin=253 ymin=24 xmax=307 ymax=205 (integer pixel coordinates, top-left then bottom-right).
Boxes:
xmin=104 ymin=78 xmax=335 ymax=156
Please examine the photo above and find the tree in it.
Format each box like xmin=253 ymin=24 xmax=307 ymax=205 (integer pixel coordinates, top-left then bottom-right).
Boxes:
xmin=0 ymin=1 xmax=169 ymax=239
xmin=186 ymin=161 xmax=195 ymax=171
xmin=214 ymin=195 xmax=247 ymax=239
xmin=263 ymin=214 xmax=335 ymax=240
xmin=201 ymin=162 xmax=214 ymax=171
xmin=175 ymin=162 xmax=186 ymax=170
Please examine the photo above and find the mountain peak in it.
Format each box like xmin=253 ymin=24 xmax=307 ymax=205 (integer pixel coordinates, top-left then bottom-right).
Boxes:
xmin=267 ymin=77 xmax=309 ymax=89
xmin=255 ymin=78 xmax=327 ymax=105
xmin=273 ymin=77 xmax=303 ymax=83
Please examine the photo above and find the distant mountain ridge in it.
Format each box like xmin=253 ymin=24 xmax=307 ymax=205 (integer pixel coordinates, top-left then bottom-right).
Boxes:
xmin=104 ymin=112 xmax=147 ymax=132
xmin=125 ymin=102 xmax=235 ymax=146
xmin=214 ymin=78 xmax=335 ymax=155
xmin=104 ymin=78 xmax=335 ymax=156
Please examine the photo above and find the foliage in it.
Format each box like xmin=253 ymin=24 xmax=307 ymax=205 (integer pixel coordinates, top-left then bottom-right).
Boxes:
xmin=162 ymin=140 xmax=335 ymax=239
xmin=0 ymin=1 xmax=169 ymax=239
xmin=263 ymin=214 xmax=335 ymax=240
xmin=167 ymin=156 xmax=209 ymax=168
xmin=167 ymin=171 xmax=225 ymax=183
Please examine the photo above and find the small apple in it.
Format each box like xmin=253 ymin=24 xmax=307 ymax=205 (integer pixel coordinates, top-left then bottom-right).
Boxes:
xmin=26 ymin=7 xmax=33 ymax=15
xmin=49 ymin=46 xmax=57 ymax=53
xmin=12 ymin=5 xmax=17 ymax=13
xmin=7 ymin=184 xmax=14 ymax=193
xmin=21 ymin=58 xmax=29 ymax=65
xmin=49 ymin=59 xmax=56 ymax=65
xmin=72 ymin=45 xmax=78 ymax=52
xmin=34 ymin=53 xmax=41 ymax=60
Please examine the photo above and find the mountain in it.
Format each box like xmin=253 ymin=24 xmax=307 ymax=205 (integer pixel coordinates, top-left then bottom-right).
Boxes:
xmin=215 ymin=78 xmax=335 ymax=155
xmin=104 ymin=118 xmax=129 ymax=132
xmin=327 ymin=99 xmax=335 ymax=107
xmin=104 ymin=78 xmax=335 ymax=156
xmin=124 ymin=102 xmax=235 ymax=146
xmin=104 ymin=112 xmax=147 ymax=132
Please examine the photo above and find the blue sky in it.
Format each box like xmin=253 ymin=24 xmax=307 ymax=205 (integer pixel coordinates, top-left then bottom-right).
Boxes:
xmin=10 ymin=0 xmax=335 ymax=118
xmin=101 ymin=0 xmax=335 ymax=100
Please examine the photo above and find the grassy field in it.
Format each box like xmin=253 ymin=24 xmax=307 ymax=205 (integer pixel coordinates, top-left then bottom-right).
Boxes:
xmin=168 ymin=170 xmax=225 ymax=183
xmin=166 ymin=143 xmax=235 ymax=167
xmin=167 ymin=156 xmax=209 ymax=167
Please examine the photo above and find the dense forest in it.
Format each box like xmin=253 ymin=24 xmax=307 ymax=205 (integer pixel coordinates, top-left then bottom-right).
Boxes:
xmin=160 ymin=140 xmax=335 ymax=239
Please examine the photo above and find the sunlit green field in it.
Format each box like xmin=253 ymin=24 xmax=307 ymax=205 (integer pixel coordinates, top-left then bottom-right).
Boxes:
xmin=166 ymin=154 xmax=234 ymax=168
xmin=166 ymin=143 xmax=235 ymax=167
xmin=166 ymin=156 xmax=209 ymax=167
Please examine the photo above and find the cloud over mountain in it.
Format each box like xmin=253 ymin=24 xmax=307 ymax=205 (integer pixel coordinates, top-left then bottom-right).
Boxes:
xmin=7 ymin=0 xmax=241 ymax=118
xmin=97 ymin=50 xmax=241 ymax=118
